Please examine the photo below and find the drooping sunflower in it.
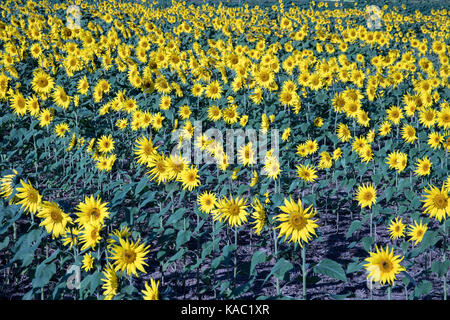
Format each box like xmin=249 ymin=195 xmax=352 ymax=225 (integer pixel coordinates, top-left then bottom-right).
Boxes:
xmin=337 ymin=123 xmax=352 ymax=142
xmin=52 ymin=86 xmax=71 ymax=109
xmin=134 ymin=136 xmax=158 ymax=166
xmin=427 ymin=131 xmax=443 ymax=149
xmin=421 ymin=183 xmax=449 ymax=222
xmin=39 ymin=108 xmax=53 ymax=128
xmin=263 ymin=155 xmax=281 ymax=180
xmin=101 ymin=263 xmax=119 ymax=300
xmin=75 ymin=195 xmax=110 ymax=227
xmin=237 ymin=142 xmax=256 ymax=166
xmin=82 ymin=252 xmax=94 ymax=272
xmin=401 ymin=124 xmax=417 ymax=144
xmin=37 ymin=201 xmax=73 ymax=239
xmin=212 ymin=195 xmax=249 ymax=228
xmin=142 ymin=278 xmax=160 ymax=300
xmin=250 ymin=197 xmax=266 ymax=235
xmin=109 ymin=237 xmax=151 ymax=277
xmin=79 ymin=223 xmax=102 ymax=251
xmin=275 ymin=196 xmax=319 ymax=247
xmin=146 ymin=152 xmax=169 ymax=185
xmin=9 ymin=91 xmax=27 ymax=116
xmin=16 ymin=179 xmax=42 ymax=214
xmin=364 ymin=245 xmax=405 ymax=286
xmin=0 ymin=169 xmax=18 ymax=201
xmin=355 ymin=183 xmax=377 ymax=209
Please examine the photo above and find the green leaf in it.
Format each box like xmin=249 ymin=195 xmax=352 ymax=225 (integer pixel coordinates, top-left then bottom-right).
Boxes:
xmin=32 ymin=262 xmax=56 ymax=288
xmin=166 ymin=208 xmax=186 ymax=225
xmin=176 ymin=230 xmax=191 ymax=250
xmin=346 ymin=260 xmax=365 ymax=274
xmin=135 ymin=177 xmax=148 ymax=196
xmin=361 ymin=236 xmax=374 ymax=252
xmin=265 ymin=258 xmax=293 ymax=282
xmin=250 ymin=251 xmax=266 ymax=276
xmin=313 ymin=259 xmax=347 ymax=282
xmin=346 ymin=220 xmax=362 ymax=239
xmin=414 ymin=280 xmax=432 ymax=298
xmin=431 ymin=260 xmax=450 ymax=278
xmin=0 ymin=236 xmax=10 ymax=251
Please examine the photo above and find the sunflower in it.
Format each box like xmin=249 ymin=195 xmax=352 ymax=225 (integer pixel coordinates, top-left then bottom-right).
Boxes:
xmin=75 ymin=195 xmax=110 ymax=227
xmin=378 ymin=121 xmax=392 ymax=136
xmin=197 ymin=191 xmax=217 ymax=214
xmin=336 ymin=123 xmax=351 ymax=142
xmin=427 ymin=131 xmax=443 ymax=149
xmin=355 ymin=183 xmax=377 ymax=209
xmin=296 ymin=163 xmax=318 ymax=183
xmin=0 ymin=169 xmax=18 ymax=201
xmin=151 ymin=112 xmax=165 ymax=131
xmin=419 ymin=108 xmax=436 ymax=128
xmin=142 ymin=278 xmax=160 ymax=300
xmin=407 ymin=220 xmax=428 ymax=246
xmin=179 ymin=165 xmax=201 ymax=191
xmin=254 ymin=67 xmax=274 ymax=89
xmin=97 ymin=134 xmax=115 ymax=154
xmin=212 ymin=195 xmax=249 ymax=228
xmin=304 ymin=139 xmax=319 ymax=155
xmin=16 ymin=179 xmax=42 ymax=214
xmin=146 ymin=153 xmax=169 ymax=185
xmin=101 ymin=263 xmax=119 ymax=300
xmin=204 ymin=80 xmax=222 ymax=100
xmin=263 ymin=155 xmax=281 ymax=180
xmin=222 ymin=105 xmax=239 ymax=124
xmin=414 ymin=156 xmax=432 ymax=176
xmin=207 ymin=105 xmax=222 ymax=121
xmin=237 ymin=142 xmax=256 ymax=166
xmin=421 ymin=183 xmax=449 ymax=222
xmin=9 ymin=91 xmax=27 ymax=116
xmin=54 ymin=123 xmax=70 ymax=138
xmin=109 ymin=237 xmax=150 ymax=277
xmin=352 ymin=136 xmax=369 ymax=154
xmin=62 ymin=227 xmax=80 ymax=249
xmin=275 ymin=196 xmax=319 ymax=247
xmin=79 ymin=223 xmax=102 ymax=251
xmin=31 ymin=69 xmax=54 ymax=95
xmin=134 ymin=136 xmax=158 ymax=166
xmin=364 ymin=245 xmax=405 ymax=286
xmin=52 ymin=86 xmax=71 ymax=109
xmin=387 ymin=217 xmax=406 ymax=240
xmin=401 ymin=124 xmax=417 ymax=144
xmin=37 ymin=201 xmax=73 ymax=239
xmin=26 ymin=95 xmax=40 ymax=117
xmin=386 ymin=105 xmax=403 ymax=124
xmin=437 ymin=107 xmax=450 ymax=130
xmin=82 ymin=252 xmax=94 ymax=272
xmin=250 ymin=197 xmax=266 ymax=236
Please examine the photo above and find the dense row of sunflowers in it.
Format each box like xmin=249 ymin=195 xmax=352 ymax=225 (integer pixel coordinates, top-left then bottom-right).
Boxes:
xmin=0 ymin=0 xmax=448 ymax=300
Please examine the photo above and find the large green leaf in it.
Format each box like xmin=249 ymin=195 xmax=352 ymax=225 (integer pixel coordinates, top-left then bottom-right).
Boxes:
xmin=313 ymin=259 xmax=347 ymax=282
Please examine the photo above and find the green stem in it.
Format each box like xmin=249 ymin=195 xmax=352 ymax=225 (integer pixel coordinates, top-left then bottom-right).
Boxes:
xmin=302 ymin=245 xmax=306 ymax=300
xmin=388 ymin=286 xmax=391 ymax=300
xmin=273 ymin=228 xmax=280 ymax=296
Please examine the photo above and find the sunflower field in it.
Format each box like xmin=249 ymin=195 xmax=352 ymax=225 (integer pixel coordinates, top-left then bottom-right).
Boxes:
xmin=0 ymin=0 xmax=449 ymax=301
